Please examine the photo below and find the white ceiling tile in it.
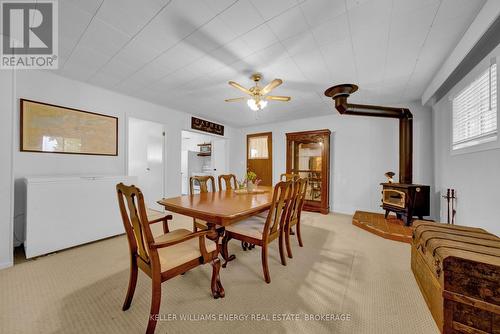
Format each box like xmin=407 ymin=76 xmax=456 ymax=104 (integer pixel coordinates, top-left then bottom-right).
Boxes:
xmin=62 ymin=46 xmax=111 ymax=80
xmin=219 ymin=0 xmax=265 ymax=36
xmin=351 ymin=32 xmax=387 ymax=86
xmin=96 ymin=0 xmax=169 ymax=37
xmin=188 ymin=56 xmax=226 ymax=76
xmin=300 ymin=0 xmax=345 ymax=26
xmin=112 ymin=36 xmax=164 ymax=69
xmin=207 ymin=39 xmax=253 ymax=68
xmin=159 ymin=43 xmax=205 ymax=70
xmin=115 ymin=80 xmax=147 ymax=96
xmin=390 ymin=2 xmax=439 ymax=40
xmin=292 ymin=49 xmax=332 ymax=83
xmin=63 ymin=0 xmax=103 ymax=14
xmin=267 ymin=7 xmax=309 ymax=41
xmin=59 ymin=1 xmax=94 ymax=44
xmin=125 ymin=59 xmax=173 ymax=85
xmin=435 ymin=0 xmax=486 ymax=22
xmin=99 ymin=57 xmax=137 ymax=80
xmin=281 ymin=31 xmax=316 ymax=56
xmin=55 ymin=0 xmax=486 ymax=126
xmin=202 ymin=0 xmax=239 ymax=14
xmin=184 ymin=18 xmax=236 ymax=54
xmin=137 ymin=1 xmax=216 ymax=53
xmin=162 ymin=67 xmax=200 ymax=86
xmin=310 ymin=13 xmax=349 ymax=46
xmin=88 ymin=72 xmax=123 ymax=88
xmin=78 ymin=18 xmax=130 ymax=57
xmin=345 ymin=0 xmax=373 ymax=11
xmin=241 ymin=25 xmax=279 ymax=52
xmin=243 ymin=43 xmax=289 ymax=68
xmin=320 ymin=39 xmax=357 ymax=83
xmin=250 ymin=0 xmax=299 ymax=20
xmin=347 ymin=0 xmax=392 ymax=37
xmin=392 ymin=0 xmax=440 ymax=13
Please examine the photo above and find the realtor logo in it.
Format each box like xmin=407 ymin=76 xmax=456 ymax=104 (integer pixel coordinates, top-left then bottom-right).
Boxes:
xmin=1 ymin=0 xmax=58 ymax=69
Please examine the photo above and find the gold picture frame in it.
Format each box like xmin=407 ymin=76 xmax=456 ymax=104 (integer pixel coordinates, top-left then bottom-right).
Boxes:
xmin=20 ymin=99 xmax=118 ymax=156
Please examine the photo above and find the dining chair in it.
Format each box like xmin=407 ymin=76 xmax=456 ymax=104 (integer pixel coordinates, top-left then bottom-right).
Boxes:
xmin=189 ymin=175 xmax=216 ymax=232
xmin=218 ymin=174 xmax=238 ymax=191
xmin=221 ymin=180 xmax=293 ymax=283
xmin=284 ymin=178 xmax=308 ymax=258
xmin=116 ymin=183 xmax=224 ymax=334
xmin=189 ymin=175 xmax=216 ymax=194
xmin=280 ymin=173 xmax=299 ymax=181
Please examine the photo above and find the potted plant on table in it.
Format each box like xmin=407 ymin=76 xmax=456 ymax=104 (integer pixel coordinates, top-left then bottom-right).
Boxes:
xmin=245 ymin=171 xmax=261 ymax=192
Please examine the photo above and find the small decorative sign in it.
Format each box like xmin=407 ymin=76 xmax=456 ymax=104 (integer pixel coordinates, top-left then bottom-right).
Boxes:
xmin=191 ymin=117 xmax=224 ymax=136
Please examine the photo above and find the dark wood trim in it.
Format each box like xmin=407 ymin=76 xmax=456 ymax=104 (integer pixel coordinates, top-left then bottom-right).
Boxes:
xmin=20 ymin=98 xmax=119 ymax=156
xmin=247 ymin=132 xmax=273 ymax=186
xmin=286 ymin=129 xmax=330 ymax=214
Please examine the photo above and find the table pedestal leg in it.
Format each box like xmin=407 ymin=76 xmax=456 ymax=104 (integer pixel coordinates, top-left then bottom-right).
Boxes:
xmin=206 ymin=223 xmax=235 ymax=268
xmin=204 ymin=222 xmax=225 ymax=298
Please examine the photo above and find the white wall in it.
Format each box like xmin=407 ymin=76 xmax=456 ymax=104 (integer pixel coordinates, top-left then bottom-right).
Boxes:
xmin=0 ymin=69 xmax=14 ymax=269
xmin=432 ymin=43 xmax=500 ymax=235
xmin=181 ymin=130 xmax=214 ymax=151
xmin=230 ymin=101 xmax=434 ymax=216
xmin=7 ymin=70 xmax=235 ymax=253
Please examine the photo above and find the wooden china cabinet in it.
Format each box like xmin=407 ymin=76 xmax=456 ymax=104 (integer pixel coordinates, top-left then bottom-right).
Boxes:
xmin=286 ymin=129 xmax=331 ymax=214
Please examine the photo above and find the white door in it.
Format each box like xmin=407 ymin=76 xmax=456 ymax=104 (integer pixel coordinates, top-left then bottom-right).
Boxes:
xmin=211 ymin=139 xmax=226 ymax=179
xmin=128 ymin=118 xmax=165 ymax=210
xmin=181 ymin=150 xmax=188 ymax=195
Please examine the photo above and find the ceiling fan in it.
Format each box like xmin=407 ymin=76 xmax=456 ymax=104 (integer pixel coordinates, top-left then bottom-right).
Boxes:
xmin=224 ymin=73 xmax=291 ymax=111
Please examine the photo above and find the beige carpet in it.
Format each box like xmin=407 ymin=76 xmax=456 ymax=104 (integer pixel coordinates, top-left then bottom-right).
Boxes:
xmin=0 ymin=212 xmax=439 ymax=334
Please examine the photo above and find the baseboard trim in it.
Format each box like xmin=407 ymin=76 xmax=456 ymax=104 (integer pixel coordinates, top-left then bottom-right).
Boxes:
xmin=0 ymin=261 xmax=13 ymax=270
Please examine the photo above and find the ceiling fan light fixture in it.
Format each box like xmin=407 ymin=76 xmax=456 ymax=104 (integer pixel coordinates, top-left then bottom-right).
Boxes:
xmin=226 ymin=73 xmax=289 ymax=111
xmin=247 ymin=98 xmax=267 ymax=111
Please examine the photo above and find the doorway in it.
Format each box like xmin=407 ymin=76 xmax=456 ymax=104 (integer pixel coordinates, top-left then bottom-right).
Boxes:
xmin=128 ymin=118 xmax=165 ymax=210
xmin=247 ymin=132 xmax=272 ymax=186
xmin=181 ymin=130 xmax=227 ymax=195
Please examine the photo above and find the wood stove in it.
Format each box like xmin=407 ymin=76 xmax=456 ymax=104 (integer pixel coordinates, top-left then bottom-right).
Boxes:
xmin=381 ymin=183 xmax=430 ymax=225
xmin=324 ymin=83 xmax=431 ymax=225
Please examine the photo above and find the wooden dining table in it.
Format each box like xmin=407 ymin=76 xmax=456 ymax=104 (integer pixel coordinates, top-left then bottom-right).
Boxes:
xmin=158 ymin=186 xmax=273 ymax=265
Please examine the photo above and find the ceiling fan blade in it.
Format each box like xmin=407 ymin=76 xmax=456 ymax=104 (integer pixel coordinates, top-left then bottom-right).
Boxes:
xmin=260 ymin=79 xmax=283 ymax=95
xmin=265 ymin=95 xmax=291 ymax=101
xmin=224 ymin=97 xmax=247 ymax=102
xmin=228 ymin=81 xmax=252 ymax=95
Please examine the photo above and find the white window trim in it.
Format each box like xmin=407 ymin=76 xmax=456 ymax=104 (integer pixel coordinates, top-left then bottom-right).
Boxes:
xmin=449 ymin=57 xmax=499 ymax=156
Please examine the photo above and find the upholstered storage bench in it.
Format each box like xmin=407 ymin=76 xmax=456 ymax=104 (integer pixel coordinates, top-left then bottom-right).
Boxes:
xmin=411 ymin=221 xmax=500 ymax=333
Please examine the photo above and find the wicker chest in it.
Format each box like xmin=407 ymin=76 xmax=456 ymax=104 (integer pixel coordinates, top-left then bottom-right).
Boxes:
xmin=411 ymin=221 xmax=500 ymax=333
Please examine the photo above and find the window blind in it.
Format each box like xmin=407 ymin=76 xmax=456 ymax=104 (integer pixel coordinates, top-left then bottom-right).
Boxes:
xmin=452 ymin=62 xmax=497 ymax=150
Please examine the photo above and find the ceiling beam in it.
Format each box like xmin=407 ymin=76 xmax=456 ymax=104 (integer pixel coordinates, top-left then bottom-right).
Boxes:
xmin=421 ymin=0 xmax=500 ymax=106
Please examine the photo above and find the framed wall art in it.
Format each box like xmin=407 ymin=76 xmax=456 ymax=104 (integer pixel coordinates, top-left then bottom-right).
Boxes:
xmin=20 ymin=99 xmax=118 ymax=156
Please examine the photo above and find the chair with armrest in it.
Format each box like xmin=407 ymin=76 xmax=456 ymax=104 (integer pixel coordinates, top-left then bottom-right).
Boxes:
xmin=116 ymin=183 xmax=224 ymax=334
xmin=284 ymin=178 xmax=308 ymax=258
xmin=221 ymin=180 xmax=293 ymax=283
xmin=218 ymin=174 xmax=238 ymax=191
xmin=189 ymin=175 xmax=216 ymax=232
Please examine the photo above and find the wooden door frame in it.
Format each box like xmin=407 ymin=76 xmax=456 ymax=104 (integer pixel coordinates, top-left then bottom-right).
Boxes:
xmin=285 ymin=129 xmax=330 ymax=214
xmin=246 ymin=132 xmax=273 ymax=185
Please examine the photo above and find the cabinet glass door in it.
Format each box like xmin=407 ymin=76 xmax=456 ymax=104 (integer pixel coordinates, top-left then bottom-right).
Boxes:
xmin=291 ymin=141 xmax=323 ymax=202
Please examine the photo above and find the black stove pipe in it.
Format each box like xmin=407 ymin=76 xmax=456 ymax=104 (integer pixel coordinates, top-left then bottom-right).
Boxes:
xmin=324 ymin=84 xmax=413 ymax=184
